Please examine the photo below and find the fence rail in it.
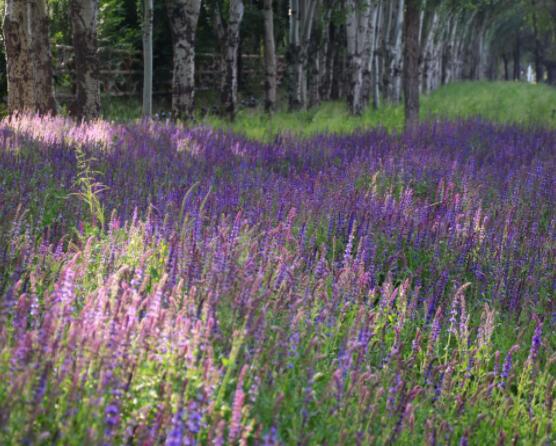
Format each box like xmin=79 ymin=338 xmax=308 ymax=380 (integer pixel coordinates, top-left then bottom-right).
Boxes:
xmin=54 ymin=45 xmax=287 ymax=100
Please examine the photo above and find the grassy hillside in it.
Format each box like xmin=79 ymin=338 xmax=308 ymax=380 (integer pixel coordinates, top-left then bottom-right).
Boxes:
xmin=203 ymin=81 xmax=556 ymax=140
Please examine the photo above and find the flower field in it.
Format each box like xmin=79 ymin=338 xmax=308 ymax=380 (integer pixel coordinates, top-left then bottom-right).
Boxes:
xmin=0 ymin=115 xmax=555 ymax=444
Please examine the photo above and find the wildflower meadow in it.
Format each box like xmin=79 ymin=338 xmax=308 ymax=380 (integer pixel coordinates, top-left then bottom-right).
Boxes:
xmin=0 ymin=114 xmax=554 ymax=445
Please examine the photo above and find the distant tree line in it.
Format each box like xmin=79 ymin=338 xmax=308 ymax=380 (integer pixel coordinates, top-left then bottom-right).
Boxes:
xmin=2 ymin=0 xmax=556 ymax=126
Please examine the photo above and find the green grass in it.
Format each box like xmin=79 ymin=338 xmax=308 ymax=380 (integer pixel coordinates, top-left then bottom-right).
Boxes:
xmin=204 ymin=81 xmax=556 ymax=140
xmin=99 ymin=81 xmax=556 ymax=140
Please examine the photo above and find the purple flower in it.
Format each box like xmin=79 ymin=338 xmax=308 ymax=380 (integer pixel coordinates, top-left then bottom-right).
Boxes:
xmin=527 ymin=319 xmax=543 ymax=365
xmin=105 ymin=403 xmax=120 ymax=428
xmin=166 ymin=409 xmax=184 ymax=446
xmin=499 ymin=345 xmax=519 ymax=389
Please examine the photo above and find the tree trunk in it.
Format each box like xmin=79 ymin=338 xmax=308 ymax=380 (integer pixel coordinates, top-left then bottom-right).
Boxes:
xmin=403 ymin=0 xmax=419 ymax=131
xmin=166 ymin=0 xmax=201 ymax=120
xmin=346 ymin=0 xmax=371 ymax=115
xmin=372 ymin=0 xmax=383 ymax=109
xmin=288 ymin=0 xmax=303 ymax=109
xmin=530 ymin=3 xmax=544 ymax=83
xmin=317 ymin=2 xmax=333 ymax=102
xmin=513 ymin=32 xmax=521 ymax=81
xmin=30 ymin=0 xmax=57 ymax=114
xmin=212 ymin=2 xmax=227 ymax=92
xmin=380 ymin=0 xmax=393 ymax=100
xmin=308 ymin=26 xmax=321 ymax=108
xmin=321 ymin=15 xmax=336 ymax=101
xmin=70 ymin=0 xmax=101 ymax=119
xmin=4 ymin=0 xmax=56 ymax=114
xmin=262 ymin=0 xmax=277 ymax=112
xmin=221 ymin=0 xmax=244 ymax=120
xmin=443 ymin=13 xmax=459 ymax=85
xmin=421 ymin=11 xmax=439 ymax=93
xmin=4 ymin=0 xmax=32 ymax=113
xmin=288 ymin=0 xmax=317 ymax=110
xmin=502 ymin=54 xmax=509 ymax=81
xmin=142 ymin=0 xmax=154 ymax=117
xmin=362 ymin=1 xmax=379 ymax=106
xmin=391 ymin=0 xmax=404 ymax=103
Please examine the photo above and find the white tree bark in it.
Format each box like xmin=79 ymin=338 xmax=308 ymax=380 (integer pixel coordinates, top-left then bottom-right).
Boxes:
xmin=380 ymin=0 xmax=394 ymax=100
xmin=361 ymin=0 xmax=379 ymax=106
xmin=390 ymin=0 xmax=404 ymax=103
xmin=142 ymin=0 xmax=154 ymax=117
xmin=166 ymin=0 xmax=201 ymax=120
xmin=421 ymin=11 xmax=439 ymax=93
xmin=372 ymin=0 xmax=384 ymax=109
xmin=70 ymin=0 xmax=101 ymax=119
xmin=288 ymin=0 xmax=318 ymax=110
xmin=443 ymin=13 xmax=459 ymax=85
xmin=346 ymin=0 xmax=372 ymax=115
xmin=221 ymin=0 xmax=244 ymax=120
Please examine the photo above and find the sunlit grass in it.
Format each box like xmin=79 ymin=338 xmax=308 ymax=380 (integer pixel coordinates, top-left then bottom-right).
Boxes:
xmin=202 ymin=81 xmax=556 ymax=140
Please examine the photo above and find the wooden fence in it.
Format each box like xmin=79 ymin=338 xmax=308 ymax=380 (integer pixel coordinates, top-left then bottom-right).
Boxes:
xmin=54 ymin=45 xmax=287 ymax=100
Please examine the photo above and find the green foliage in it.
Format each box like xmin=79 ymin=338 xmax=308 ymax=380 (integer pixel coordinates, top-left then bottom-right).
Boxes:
xmin=72 ymin=146 xmax=108 ymax=230
xmin=99 ymin=0 xmax=141 ymax=49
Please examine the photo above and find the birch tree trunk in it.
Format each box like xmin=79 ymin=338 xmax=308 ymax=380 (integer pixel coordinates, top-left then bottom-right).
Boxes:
xmin=142 ymin=0 xmax=154 ymax=117
xmin=403 ymin=0 xmax=420 ymax=130
xmin=361 ymin=1 xmax=379 ymax=106
xmin=421 ymin=11 xmax=438 ymax=93
xmin=288 ymin=0 xmax=317 ymax=110
xmin=372 ymin=0 xmax=383 ymax=109
xmin=262 ymin=0 xmax=277 ymax=112
xmin=380 ymin=0 xmax=393 ymax=101
xmin=70 ymin=0 xmax=101 ymax=119
xmin=4 ymin=0 xmax=56 ymax=114
xmin=390 ymin=0 xmax=404 ymax=103
xmin=346 ymin=0 xmax=371 ymax=115
xmin=442 ymin=13 xmax=459 ymax=85
xmin=167 ymin=0 xmax=201 ymax=120
xmin=321 ymin=10 xmax=336 ymax=101
xmin=221 ymin=0 xmax=244 ymax=120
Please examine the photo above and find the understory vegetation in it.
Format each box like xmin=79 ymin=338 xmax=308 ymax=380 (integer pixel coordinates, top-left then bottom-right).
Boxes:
xmin=0 ymin=83 xmax=555 ymax=444
xmin=100 ymin=82 xmax=556 ymax=140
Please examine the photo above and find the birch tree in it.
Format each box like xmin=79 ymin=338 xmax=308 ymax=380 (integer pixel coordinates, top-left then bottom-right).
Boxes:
xmin=403 ymin=0 xmax=420 ymax=130
xmin=371 ymin=0 xmax=383 ymax=109
xmin=361 ymin=0 xmax=380 ymax=107
xmin=346 ymin=0 xmax=371 ymax=115
xmin=288 ymin=0 xmax=318 ymax=110
xmin=166 ymin=0 xmax=202 ymax=120
xmin=221 ymin=0 xmax=244 ymax=120
xmin=3 ymin=0 xmax=56 ymax=114
xmin=143 ymin=0 xmax=154 ymax=117
xmin=262 ymin=0 xmax=277 ymax=113
xmin=70 ymin=0 xmax=101 ymax=119
xmin=211 ymin=0 xmax=244 ymax=119
xmin=307 ymin=2 xmax=323 ymax=108
xmin=390 ymin=0 xmax=404 ymax=103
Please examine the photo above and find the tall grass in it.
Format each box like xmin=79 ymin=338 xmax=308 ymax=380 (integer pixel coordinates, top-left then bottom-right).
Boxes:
xmin=203 ymin=81 xmax=556 ymax=140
